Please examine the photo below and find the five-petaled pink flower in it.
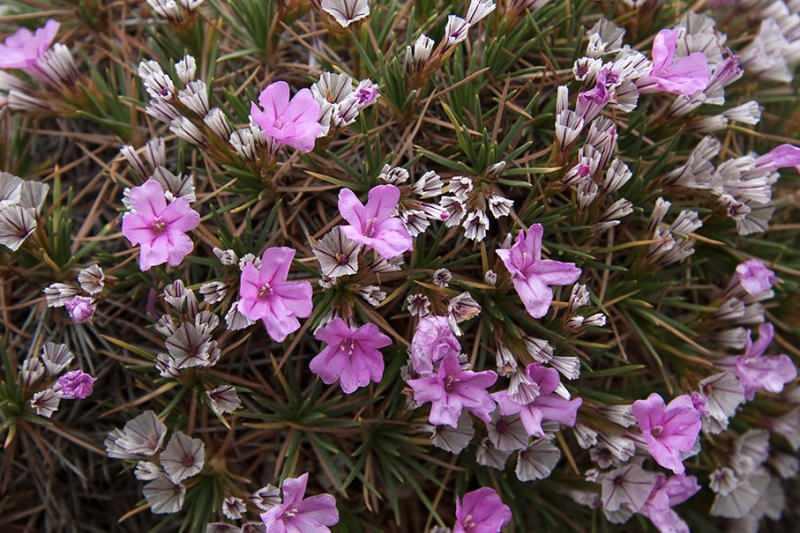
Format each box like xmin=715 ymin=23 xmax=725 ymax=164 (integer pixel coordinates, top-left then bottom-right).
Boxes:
xmin=719 ymin=323 xmax=797 ymax=400
xmin=454 ymin=487 xmax=512 ymax=533
xmin=121 ymin=179 xmax=200 ymax=271
xmin=309 ymin=318 xmax=391 ymax=394
xmin=644 ymin=29 xmax=710 ymax=96
xmin=250 ymin=81 xmax=323 ymax=152
xmin=57 ymin=370 xmax=96 ymax=399
xmin=238 ymin=247 xmax=313 ymax=342
xmin=632 ymin=393 xmax=701 ymax=474
xmin=408 ymin=354 xmax=497 ymax=428
xmin=410 ymin=315 xmax=461 ymax=375
xmin=641 ymin=473 xmax=700 ymax=533
xmin=260 ymin=472 xmax=339 ymax=533
xmin=0 ymin=20 xmax=59 ymax=73
xmin=492 ymin=363 xmax=582 ymax=437
xmin=496 ymin=224 xmax=581 ymax=319
xmin=338 ymin=184 xmax=413 ymax=259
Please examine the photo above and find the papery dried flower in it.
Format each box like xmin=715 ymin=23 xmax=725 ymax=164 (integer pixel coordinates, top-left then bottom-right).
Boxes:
xmin=30 ymin=387 xmax=61 ymax=418
xmin=160 ymin=431 xmax=205 ymax=483
xmin=105 ymin=410 xmax=167 ymax=459
xmin=321 ymin=0 xmax=370 ymax=28
xmin=515 ymin=438 xmax=561 ymax=481
xmin=143 ymin=473 xmax=186 ymax=514
xmin=428 ymin=412 xmax=475 ymax=454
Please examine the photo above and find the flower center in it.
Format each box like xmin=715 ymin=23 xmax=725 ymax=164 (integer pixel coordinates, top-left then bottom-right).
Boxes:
xmin=284 ymin=506 xmax=299 ymax=518
xmin=257 ymin=282 xmax=272 ymax=298
xmin=462 ymin=515 xmax=476 ymax=530
xmin=151 ymin=218 xmax=167 ymax=234
xmin=651 ymin=425 xmax=664 ymax=438
xmin=339 ymin=339 xmax=356 ymax=356
xmin=335 ymin=252 xmax=349 ymax=266
xmin=444 ymin=375 xmax=456 ymax=393
xmin=364 ymin=217 xmax=377 ymax=237
xmin=182 ymin=454 xmax=195 ymax=467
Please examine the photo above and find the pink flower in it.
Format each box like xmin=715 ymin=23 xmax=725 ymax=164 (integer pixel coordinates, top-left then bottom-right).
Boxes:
xmin=354 ymin=79 xmax=380 ymax=107
xmin=410 ymin=315 xmax=461 ymax=375
xmin=238 ymin=247 xmax=313 ymax=342
xmin=309 ymin=318 xmax=391 ymax=394
xmin=121 ymin=179 xmax=200 ymax=271
xmin=0 ymin=20 xmax=59 ymax=73
xmin=65 ymin=296 xmax=95 ymax=323
xmin=56 ymin=370 xmax=96 ymax=399
xmin=755 ymin=144 xmax=800 ymax=172
xmin=644 ymin=29 xmax=710 ymax=96
xmin=338 ymin=185 xmax=412 ymax=259
xmin=496 ymin=224 xmax=581 ymax=319
xmin=734 ymin=259 xmax=776 ymax=296
xmin=250 ymin=81 xmax=323 ymax=152
xmin=576 ymin=69 xmax=612 ymax=122
xmin=408 ymin=354 xmax=497 ymax=428
xmin=454 ymin=487 xmax=512 ymax=533
xmin=632 ymin=393 xmax=701 ymax=474
xmin=719 ymin=323 xmax=797 ymax=400
xmin=492 ymin=364 xmax=582 ymax=437
xmin=260 ymin=473 xmax=339 ymax=533
xmin=641 ymin=474 xmax=700 ymax=533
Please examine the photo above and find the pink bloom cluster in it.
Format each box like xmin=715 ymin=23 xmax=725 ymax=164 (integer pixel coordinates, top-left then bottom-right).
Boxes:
xmin=632 ymin=393 xmax=701 ymax=474
xmin=251 ymin=81 xmax=324 ymax=152
xmin=338 ymin=184 xmax=412 ymax=259
xmin=56 ymin=370 xmax=96 ymax=399
xmin=643 ymin=29 xmax=710 ymax=95
xmin=454 ymin=487 xmax=512 ymax=533
xmin=238 ymin=247 xmax=313 ymax=342
xmin=493 ymin=363 xmax=582 ymax=437
xmin=0 ymin=19 xmax=59 ymax=74
xmin=260 ymin=472 xmax=339 ymax=532
xmin=121 ymin=179 xmax=200 ymax=271
xmin=309 ymin=318 xmax=392 ymax=394
xmin=496 ymin=224 xmax=581 ymax=318
xmin=719 ymin=323 xmax=797 ymax=400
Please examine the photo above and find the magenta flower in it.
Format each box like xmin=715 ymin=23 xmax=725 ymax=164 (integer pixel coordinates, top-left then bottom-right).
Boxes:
xmin=121 ymin=179 xmax=200 ymax=271
xmin=755 ymin=143 xmax=800 ymax=172
xmin=250 ymin=81 xmax=323 ymax=152
xmin=719 ymin=323 xmax=797 ymax=400
xmin=410 ymin=315 xmax=461 ymax=375
xmin=576 ymin=69 xmax=612 ymax=122
xmin=492 ymin=364 xmax=582 ymax=437
xmin=260 ymin=473 xmax=339 ymax=533
xmin=65 ymin=295 xmax=95 ymax=323
xmin=454 ymin=487 xmax=512 ymax=533
xmin=309 ymin=318 xmax=391 ymax=394
xmin=238 ymin=247 xmax=313 ymax=342
xmin=496 ymin=224 xmax=581 ymax=319
xmin=632 ymin=393 xmax=701 ymax=474
xmin=56 ymin=370 xmax=96 ymax=399
xmin=644 ymin=29 xmax=710 ymax=96
xmin=641 ymin=474 xmax=700 ymax=533
xmin=734 ymin=259 xmax=776 ymax=296
xmin=338 ymin=184 xmax=412 ymax=259
xmin=0 ymin=20 xmax=59 ymax=73
xmin=408 ymin=354 xmax=497 ymax=428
